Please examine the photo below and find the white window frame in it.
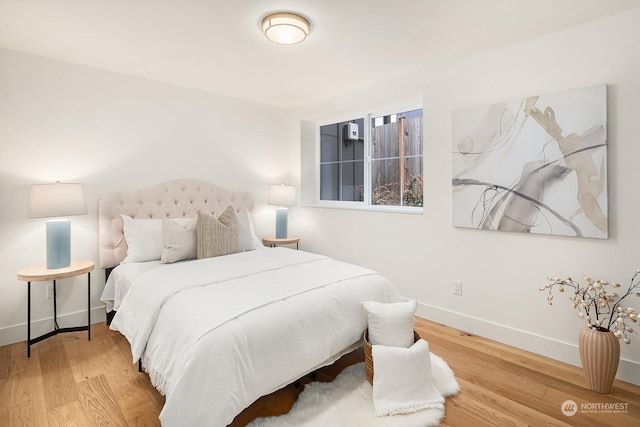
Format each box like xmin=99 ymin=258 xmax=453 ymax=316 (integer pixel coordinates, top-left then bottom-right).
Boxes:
xmin=314 ymin=104 xmax=423 ymax=214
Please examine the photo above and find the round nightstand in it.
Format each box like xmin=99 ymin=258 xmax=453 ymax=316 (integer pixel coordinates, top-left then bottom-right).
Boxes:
xmin=17 ymin=260 xmax=94 ymax=357
xmin=262 ymin=236 xmax=300 ymax=249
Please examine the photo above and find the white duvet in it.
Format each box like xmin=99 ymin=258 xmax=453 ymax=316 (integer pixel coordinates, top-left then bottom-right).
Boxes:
xmin=100 ymin=260 xmax=163 ymax=312
xmin=110 ymin=248 xmax=402 ymax=426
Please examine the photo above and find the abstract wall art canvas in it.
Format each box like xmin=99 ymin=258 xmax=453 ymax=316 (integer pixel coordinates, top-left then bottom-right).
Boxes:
xmin=452 ymin=85 xmax=607 ymax=238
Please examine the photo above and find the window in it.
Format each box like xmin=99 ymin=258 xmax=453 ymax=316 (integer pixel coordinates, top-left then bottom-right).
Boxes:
xmin=319 ymin=108 xmax=423 ymax=208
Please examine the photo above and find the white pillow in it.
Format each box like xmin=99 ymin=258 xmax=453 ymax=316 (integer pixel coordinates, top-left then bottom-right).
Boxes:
xmin=248 ymin=212 xmax=263 ymax=248
xmin=362 ymin=300 xmax=416 ymax=348
xmin=161 ymin=216 xmax=197 ymax=263
xmin=121 ymin=215 xmax=190 ymax=263
xmin=372 ymin=339 xmax=444 ymax=417
xmin=237 ymin=210 xmax=255 ymax=251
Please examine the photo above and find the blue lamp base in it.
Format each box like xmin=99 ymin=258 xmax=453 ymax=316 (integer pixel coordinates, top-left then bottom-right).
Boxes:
xmin=46 ymin=219 xmax=71 ymax=269
xmin=275 ymin=207 xmax=288 ymax=239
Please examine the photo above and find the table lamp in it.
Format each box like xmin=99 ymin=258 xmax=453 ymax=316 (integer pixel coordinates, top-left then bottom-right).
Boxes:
xmin=268 ymin=184 xmax=296 ymax=239
xmin=28 ymin=182 xmax=87 ymax=269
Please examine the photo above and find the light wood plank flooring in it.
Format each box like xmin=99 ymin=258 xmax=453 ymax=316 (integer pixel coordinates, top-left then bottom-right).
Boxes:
xmin=1 ymin=317 xmax=638 ymax=426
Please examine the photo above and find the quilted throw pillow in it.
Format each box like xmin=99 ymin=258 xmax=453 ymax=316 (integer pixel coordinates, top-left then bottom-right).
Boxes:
xmin=196 ymin=207 xmax=243 ymax=259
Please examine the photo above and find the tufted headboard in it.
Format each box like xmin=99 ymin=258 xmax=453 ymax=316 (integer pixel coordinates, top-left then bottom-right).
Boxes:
xmin=98 ymin=179 xmax=255 ymax=269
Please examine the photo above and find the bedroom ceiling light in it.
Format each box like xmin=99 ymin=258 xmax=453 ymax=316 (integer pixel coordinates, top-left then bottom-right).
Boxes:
xmin=28 ymin=182 xmax=87 ymax=269
xmin=262 ymin=12 xmax=310 ymax=45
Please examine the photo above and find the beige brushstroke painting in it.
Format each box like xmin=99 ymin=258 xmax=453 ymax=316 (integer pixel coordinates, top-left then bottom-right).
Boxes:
xmin=452 ymin=85 xmax=607 ymax=239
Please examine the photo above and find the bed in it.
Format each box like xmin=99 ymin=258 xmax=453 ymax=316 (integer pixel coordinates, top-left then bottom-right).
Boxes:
xmin=98 ymin=179 xmax=402 ymax=426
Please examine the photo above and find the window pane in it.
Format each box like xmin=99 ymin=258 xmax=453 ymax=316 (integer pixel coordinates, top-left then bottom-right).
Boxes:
xmin=320 ymin=163 xmax=339 ymax=200
xmin=341 ymin=161 xmax=364 ymax=201
xmin=372 ymin=109 xmax=423 ymax=159
xmin=320 ymin=124 xmax=339 ymax=162
xmin=341 ymin=118 xmax=364 ymax=161
xmin=372 ymin=158 xmax=401 ymax=206
xmin=372 ymin=156 xmax=423 ymax=207
xmin=371 ymin=120 xmax=399 ymax=159
xmin=402 ymin=109 xmax=423 ymax=156
xmin=404 ymin=156 xmax=423 ymax=207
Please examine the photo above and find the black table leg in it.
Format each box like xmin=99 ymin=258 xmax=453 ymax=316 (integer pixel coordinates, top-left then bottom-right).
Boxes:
xmin=27 ymin=281 xmax=31 ymax=358
xmin=88 ymin=272 xmax=91 ymax=340
xmin=53 ymin=279 xmax=59 ymax=330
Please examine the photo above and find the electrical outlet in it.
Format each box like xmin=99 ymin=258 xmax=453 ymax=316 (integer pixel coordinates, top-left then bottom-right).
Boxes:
xmin=453 ymin=280 xmax=462 ymax=296
xmin=46 ymin=284 xmax=53 ymax=300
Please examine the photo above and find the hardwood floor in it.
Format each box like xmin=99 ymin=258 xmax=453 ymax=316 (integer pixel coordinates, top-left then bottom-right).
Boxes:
xmin=1 ymin=317 xmax=638 ymax=426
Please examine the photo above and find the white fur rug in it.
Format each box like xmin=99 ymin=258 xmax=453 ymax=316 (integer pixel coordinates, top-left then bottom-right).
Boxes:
xmin=249 ymin=354 xmax=459 ymax=427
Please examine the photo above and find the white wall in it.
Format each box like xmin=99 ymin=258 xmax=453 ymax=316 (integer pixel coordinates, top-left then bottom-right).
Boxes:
xmin=292 ymin=9 xmax=640 ymax=385
xmin=0 ymin=48 xmax=293 ymax=346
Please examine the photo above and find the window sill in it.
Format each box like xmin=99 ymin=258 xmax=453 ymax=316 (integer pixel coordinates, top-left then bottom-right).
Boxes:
xmin=300 ymin=202 xmax=423 ymax=215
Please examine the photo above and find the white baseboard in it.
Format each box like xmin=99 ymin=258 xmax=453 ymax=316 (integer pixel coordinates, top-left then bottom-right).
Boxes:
xmin=4 ymin=302 xmax=638 ymax=386
xmin=416 ymin=302 xmax=640 ymax=387
xmin=0 ymin=306 xmax=107 ymax=348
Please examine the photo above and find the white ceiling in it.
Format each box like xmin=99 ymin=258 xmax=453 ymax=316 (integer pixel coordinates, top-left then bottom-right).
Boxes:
xmin=1 ymin=0 xmax=639 ymax=108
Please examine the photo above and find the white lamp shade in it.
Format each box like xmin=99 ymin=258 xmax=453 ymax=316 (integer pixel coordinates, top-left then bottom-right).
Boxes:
xmin=29 ymin=183 xmax=87 ymax=218
xmin=268 ymin=184 xmax=296 ymax=207
xmin=262 ymin=12 xmax=310 ymax=45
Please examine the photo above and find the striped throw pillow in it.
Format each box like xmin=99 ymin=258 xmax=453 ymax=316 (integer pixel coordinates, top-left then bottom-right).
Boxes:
xmin=196 ymin=207 xmax=243 ymax=259
xmin=161 ymin=216 xmax=197 ymax=263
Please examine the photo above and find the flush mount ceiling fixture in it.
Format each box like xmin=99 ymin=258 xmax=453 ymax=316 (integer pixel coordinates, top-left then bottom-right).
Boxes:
xmin=262 ymin=12 xmax=310 ymax=45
